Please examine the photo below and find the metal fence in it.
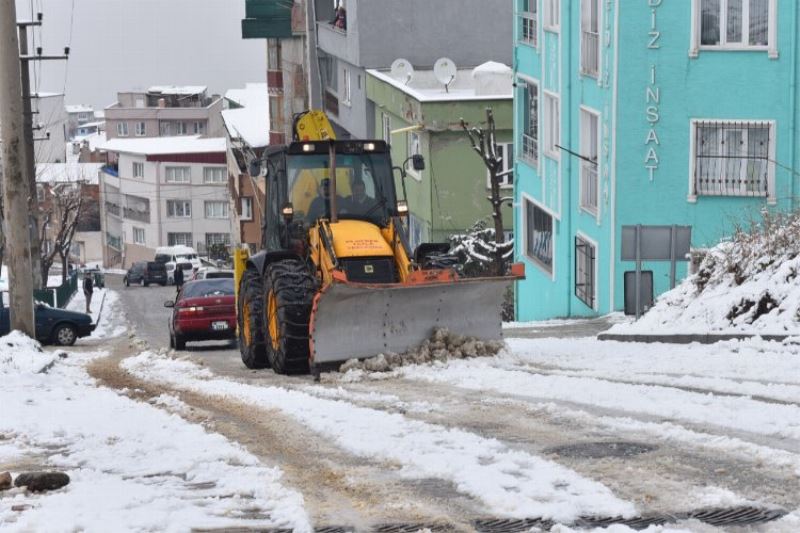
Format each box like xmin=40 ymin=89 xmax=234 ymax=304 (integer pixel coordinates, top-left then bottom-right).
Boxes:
xmin=522 ymin=133 xmax=538 ymax=165
xmin=33 ymin=271 xmax=78 ymax=309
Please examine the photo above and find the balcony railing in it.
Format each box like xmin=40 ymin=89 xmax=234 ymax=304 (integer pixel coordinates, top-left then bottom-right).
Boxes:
xmin=521 ymin=134 xmax=538 ymax=165
xmin=520 ymin=13 xmax=537 ymax=46
xmin=580 ymin=163 xmax=598 ymax=213
xmin=581 ymin=31 xmax=600 ymax=77
xmin=123 ymin=207 xmax=151 ymax=223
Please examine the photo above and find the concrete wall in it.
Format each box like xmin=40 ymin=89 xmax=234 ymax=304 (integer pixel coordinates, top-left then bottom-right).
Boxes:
xmin=34 ymin=95 xmax=68 ymax=163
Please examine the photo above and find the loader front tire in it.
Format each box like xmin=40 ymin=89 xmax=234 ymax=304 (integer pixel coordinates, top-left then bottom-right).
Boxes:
xmin=238 ymin=268 xmax=269 ymax=369
xmin=264 ymin=259 xmax=317 ymax=375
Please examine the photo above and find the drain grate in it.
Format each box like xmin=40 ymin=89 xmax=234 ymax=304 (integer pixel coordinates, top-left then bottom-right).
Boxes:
xmin=372 ymin=524 xmax=453 ymax=533
xmin=544 ymin=441 xmax=657 ymax=459
xmin=687 ymin=506 xmax=787 ymax=527
xmin=315 ymin=528 xmax=355 ymax=533
xmin=473 ymin=518 xmax=552 ymax=532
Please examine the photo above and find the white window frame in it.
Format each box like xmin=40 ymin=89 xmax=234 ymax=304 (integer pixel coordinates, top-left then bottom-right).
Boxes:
xmin=687 ymin=118 xmax=776 ymax=203
xmin=165 ymin=166 xmax=191 ymax=183
xmin=193 ymin=121 xmax=205 ymax=135
xmin=132 ymin=227 xmax=146 ymax=245
xmin=488 ymin=143 xmax=514 ymax=189
xmin=575 ymin=232 xmax=598 ymax=311
xmin=135 ymin=121 xmax=146 ymax=136
xmin=204 ymin=201 xmax=229 ymax=219
xmin=167 ymin=200 xmax=192 ymax=218
xmin=205 ymin=233 xmax=231 ymax=246
xmin=132 ymin=161 xmax=144 ymax=179
xmin=168 ymin=232 xmax=193 ymax=246
xmin=522 ymin=194 xmax=556 ymax=278
xmin=542 ymin=91 xmax=560 ymax=160
xmin=342 ymin=67 xmax=352 ymax=106
xmin=544 ymin=0 xmax=560 ymax=32
xmin=519 ymin=0 xmax=538 ymax=47
xmin=241 ymin=197 xmax=253 ymax=221
xmin=519 ymin=76 xmax=539 ymax=167
xmin=579 ymin=106 xmax=601 ymax=217
xmin=690 ymin=0 xmax=778 ymax=58
xmin=116 ymin=122 xmax=129 ymax=137
xmin=580 ymin=0 xmax=601 ymax=78
xmin=203 ymin=167 xmax=226 ymax=184
xmin=175 ymin=122 xmax=187 ymax=135
xmin=406 ymin=130 xmax=423 ymax=181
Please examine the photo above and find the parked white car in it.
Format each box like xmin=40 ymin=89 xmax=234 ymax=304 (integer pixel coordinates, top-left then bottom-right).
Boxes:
xmin=191 ymin=267 xmax=234 ymax=281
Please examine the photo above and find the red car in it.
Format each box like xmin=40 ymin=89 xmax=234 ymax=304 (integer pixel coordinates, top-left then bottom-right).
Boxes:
xmin=165 ymin=278 xmax=236 ymax=350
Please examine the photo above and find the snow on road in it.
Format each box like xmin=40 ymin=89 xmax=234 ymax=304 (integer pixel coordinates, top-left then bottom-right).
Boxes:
xmin=0 ymin=334 xmax=310 ymax=532
xmin=123 ymin=350 xmax=637 ymax=522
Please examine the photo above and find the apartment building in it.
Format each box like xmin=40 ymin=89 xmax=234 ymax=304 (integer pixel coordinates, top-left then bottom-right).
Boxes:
xmin=104 ymin=86 xmax=224 ymax=142
xmin=99 ymin=136 xmax=232 ymax=267
xmin=513 ymin=0 xmax=792 ymax=320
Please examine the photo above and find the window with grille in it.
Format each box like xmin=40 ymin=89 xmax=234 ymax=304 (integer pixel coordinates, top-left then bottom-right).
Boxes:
xmin=204 ymin=201 xmax=228 ymax=219
xmin=579 ymin=109 xmax=599 ymax=213
xmin=580 ymin=0 xmax=600 ymax=77
xmin=165 ymin=166 xmax=191 ymax=183
xmin=167 ymin=200 xmax=191 ymax=218
xmin=521 ymin=81 xmax=539 ymax=164
xmin=520 ymin=0 xmax=537 ymax=46
xmin=525 ymin=199 xmax=553 ymax=274
xmin=699 ymin=0 xmax=771 ymax=48
xmin=203 ymin=167 xmax=226 ymax=184
xmin=692 ymin=121 xmax=772 ymax=197
xmin=167 ymin=233 xmax=192 ymax=246
xmin=487 ymin=143 xmax=514 ymax=189
xmin=205 ymin=233 xmax=231 ymax=246
xmin=575 ymin=236 xmax=596 ymax=309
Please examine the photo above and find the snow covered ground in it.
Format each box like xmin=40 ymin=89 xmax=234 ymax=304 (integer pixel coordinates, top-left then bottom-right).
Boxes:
xmin=66 ymin=288 xmax=128 ymax=339
xmin=0 ymin=333 xmax=310 ymax=532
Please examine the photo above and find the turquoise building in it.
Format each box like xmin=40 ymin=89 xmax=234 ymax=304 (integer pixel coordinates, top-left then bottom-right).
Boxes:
xmin=513 ymin=0 xmax=796 ymax=320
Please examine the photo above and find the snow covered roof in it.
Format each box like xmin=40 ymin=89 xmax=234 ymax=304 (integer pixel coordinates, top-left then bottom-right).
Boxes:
xmin=101 ymin=136 xmax=226 ymax=155
xmin=66 ymin=104 xmax=93 ymax=113
xmin=36 ymin=163 xmax=103 ymax=185
xmin=32 ymin=92 xmax=64 ymax=99
xmin=368 ymin=61 xmax=512 ymax=103
xmin=74 ymin=131 xmax=107 ymax=152
xmin=147 ymin=85 xmax=207 ymax=96
xmin=76 ymin=120 xmax=105 ymax=130
xmin=225 ymin=83 xmax=268 ymax=108
xmin=93 ymin=110 xmax=105 ymax=120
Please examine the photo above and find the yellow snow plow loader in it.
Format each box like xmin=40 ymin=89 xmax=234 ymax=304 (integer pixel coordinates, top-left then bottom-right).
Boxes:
xmin=234 ymin=111 xmax=524 ymax=375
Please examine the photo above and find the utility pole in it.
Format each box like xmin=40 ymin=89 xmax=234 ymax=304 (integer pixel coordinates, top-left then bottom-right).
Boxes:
xmin=0 ymin=0 xmax=36 ymax=335
xmin=17 ymin=13 xmax=68 ymax=289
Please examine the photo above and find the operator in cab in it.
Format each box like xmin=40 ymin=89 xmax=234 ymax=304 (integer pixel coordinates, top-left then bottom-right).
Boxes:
xmin=341 ymin=179 xmax=377 ymax=216
xmin=306 ymin=178 xmax=344 ymax=223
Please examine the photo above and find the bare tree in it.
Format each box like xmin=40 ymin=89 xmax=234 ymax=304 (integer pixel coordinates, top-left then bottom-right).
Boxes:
xmin=460 ymin=108 xmax=513 ymax=275
xmin=39 ymin=184 xmax=84 ymax=285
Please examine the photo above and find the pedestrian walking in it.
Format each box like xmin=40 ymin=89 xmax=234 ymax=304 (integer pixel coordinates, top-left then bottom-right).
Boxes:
xmin=83 ymin=272 xmax=94 ymax=314
xmin=174 ymin=264 xmax=184 ymax=291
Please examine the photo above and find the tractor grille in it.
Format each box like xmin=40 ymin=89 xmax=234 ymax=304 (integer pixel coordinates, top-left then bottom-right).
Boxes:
xmin=341 ymin=258 xmax=396 ymax=283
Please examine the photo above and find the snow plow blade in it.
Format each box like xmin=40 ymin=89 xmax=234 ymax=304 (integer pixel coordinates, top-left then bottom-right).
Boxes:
xmin=309 ymin=267 xmax=523 ymax=367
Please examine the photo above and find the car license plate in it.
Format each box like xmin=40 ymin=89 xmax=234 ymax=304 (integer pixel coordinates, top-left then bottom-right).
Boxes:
xmin=212 ymin=321 xmax=228 ymax=331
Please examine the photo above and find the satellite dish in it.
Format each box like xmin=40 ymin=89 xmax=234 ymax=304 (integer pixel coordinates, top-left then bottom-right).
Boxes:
xmin=434 ymin=57 xmax=457 ymax=90
xmin=390 ymin=58 xmax=414 ymax=85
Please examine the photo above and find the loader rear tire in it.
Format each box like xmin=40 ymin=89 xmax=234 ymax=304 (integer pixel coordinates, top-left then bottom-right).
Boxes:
xmin=264 ymin=259 xmax=317 ymax=375
xmin=238 ymin=268 xmax=269 ymax=369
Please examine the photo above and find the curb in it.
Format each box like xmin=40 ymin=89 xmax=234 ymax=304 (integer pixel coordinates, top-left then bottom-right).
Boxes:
xmin=596 ymin=332 xmax=792 ymax=344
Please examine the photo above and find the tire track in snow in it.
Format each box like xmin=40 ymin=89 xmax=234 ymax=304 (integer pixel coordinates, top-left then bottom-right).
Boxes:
xmin=122 ymin=351 xmax=637 ymax=523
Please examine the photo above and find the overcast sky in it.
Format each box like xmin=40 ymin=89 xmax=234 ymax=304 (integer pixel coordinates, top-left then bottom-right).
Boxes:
xmin=14 ymin=0 xmax=265 ymax=110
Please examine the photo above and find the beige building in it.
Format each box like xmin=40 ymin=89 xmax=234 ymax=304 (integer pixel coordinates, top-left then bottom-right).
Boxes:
xmin=104 ymin=86 xmax=224 ymax=142
xmin=99 ymin=136 xmax=232 ymax=267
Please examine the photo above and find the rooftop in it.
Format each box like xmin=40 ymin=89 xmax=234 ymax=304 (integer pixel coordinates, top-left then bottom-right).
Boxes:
xmin=100 ymin=136 xmax=226 ymax=155
xmin=147 ymin=85 xmax=208 ymax=96
xmin=36 ymin=163 xmax=103 ymax=185
xmin=225 ymin=83 xmax=268 ymax=108
xmin=368 ymin=61 xmax=512 ymax=103
xmin=66 ymin=104 xmax=94 ymax=113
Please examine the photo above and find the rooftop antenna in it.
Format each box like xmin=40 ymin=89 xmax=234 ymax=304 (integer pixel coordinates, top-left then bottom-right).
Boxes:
xmin=390 ymin=58 xmax=414 ymax=86
xmin=433 ymin=57 xmax=457 ymax=93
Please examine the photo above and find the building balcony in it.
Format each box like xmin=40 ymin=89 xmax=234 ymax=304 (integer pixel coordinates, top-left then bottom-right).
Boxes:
xmin=123 ymin=208 xmax=151 ymax=223
xmin=105 ymin=202 xmax=121 ymax=217
xmin=317 ymin=21 xmax=352 ymax=63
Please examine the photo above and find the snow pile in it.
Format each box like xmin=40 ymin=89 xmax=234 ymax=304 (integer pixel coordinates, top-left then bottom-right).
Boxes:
xmin=449 ymin=220 xmax=513 ymax=277
xmin=611 ymin=210 xmax=800 ymax=335
xmin=0 ymin=332 xmax=55 ymax=375
xmin=67 ymin=288 xmax=127 ymax=339
xmin=0 ymin=347 xmax=310 ymax=532
xmin=338 ymin=328 xmax=505 ymax=374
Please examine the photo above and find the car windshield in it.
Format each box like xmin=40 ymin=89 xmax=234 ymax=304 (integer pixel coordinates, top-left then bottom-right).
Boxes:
xmin=287 ymin=152 xmax=396 ymax=226
xmin=154 ymin=254 xmax=170 ymax=263
xmin=181 ymin=279 xmax=234 ymax=298
xmin=206 ymin=271 xmax=233 ymax=278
